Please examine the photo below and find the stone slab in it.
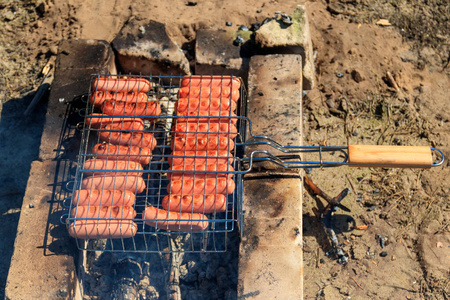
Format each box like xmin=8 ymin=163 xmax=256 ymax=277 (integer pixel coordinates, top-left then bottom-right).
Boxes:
xmin=239 ymin=177 xmax=303 ymax=299
xmin=6 ymin=39 xmax=115 ymax=300
xmin=245 ymin=54 xmax=303 ymax=174
xmin=238 ymin=53 xmax=303 ymax=299
xmin=112 ymin=19 xmax=190 ymax=77
xmin=254 ymin=5 xmax=315 ymax=90
xmin=195 ymin=29 xmax=249 ymax=81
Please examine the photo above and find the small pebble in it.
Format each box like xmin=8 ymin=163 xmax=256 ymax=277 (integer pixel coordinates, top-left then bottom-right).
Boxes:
xmin=336 ymin=72 xmax=344 ymax=78
xmin=357 ymin=177 xmax=363 ymax=182
xmin=29 ymin=204 xmax=34 ymax=208
xmin=302 ymin=91 xmax=307 ymax=97
xmin=305 ymin=167 xmax=312 ymax=174
xmin=368 ymin=205 xmax=377 ymax=211
xmin=373 ymin=188 xmax=380 ymax=194
xmin=380 ymin=251 xmax=388 ymax=257
xmin=225 ymin=22 xmax=232 ymax=26
xmin=238 ymin=25 xmax=249 ymax=31
xmin=233 ymin=35 xmax=245 ymax=46
xmin=319 ymin=258 xmax=325 ymax=264
xmin=352 ymin=131 xmax=359 ymax=136
xmin=275 ymin=11 xmax=281 ymax=14
xmin=186 ymin=1 xmax=197 ymax=6
xmin=257 ymin=9 xmax=262 ymax=13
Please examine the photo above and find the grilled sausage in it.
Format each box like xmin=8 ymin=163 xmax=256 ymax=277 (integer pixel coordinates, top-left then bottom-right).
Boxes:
xmin=167 ymin=178 xmax=235 ymax=195
xmin=71 ymin=205 xmax=136 ymax=219
xmin=91 ymin=143 xmax=152 ymax=165
xmin=171 ymin=136 xmax=234 ymax=151
xmin=72 ymin=189 xmax=135 ymax=207
xmin=99 ymin=130 xmax=157 ymax=149
xmin=89 ymin=91 xmax=147 ymax=107
xmin=180 ymin=76 xmax=241 ymax=88
xmin=81 ymin=175 xmax=146 ymax=193
xmin=173 ymin=122 xmax=237 ymax=138
xmin=176 ymin=111 xmax=238 ymax=124
xmin=142 ymin=206 xmax=209 ymax=231
xmin=178 ymin=86 xmax=239 ymax=101
xmin=168 ymin=150 xmax=233 ymax=166
xmin=167 ymin=164 xmax=234 ymax=180
xmin=176 ymin=98 xmax=237 ymax=113
xmin=68 ymin=220 xmax=138 ymax=239
xmin=162 ymin=194 xmax=227 ymax=213
xmin=103 ymin=100 xmax=161 ymax=118
xmin=83 ymin=159 xmax=144 ymax=176
xmin=92 ymin=77 xmax=151 ymax=93
xmin=85 ymin=114 xmax=144 ymax=129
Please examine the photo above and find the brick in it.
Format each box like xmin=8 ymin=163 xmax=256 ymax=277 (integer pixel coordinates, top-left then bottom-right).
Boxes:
xmin=245 ymin=54 xmax=303 ymax=174
xmin=6 ymin=39 xmax=115 ymax=300
xmin=112 ymin=19 xmax=190 ymax=77
xmin=239 ymin=177 xmax=303 ymax=299
xmin=195 ymin=29 xmax=249 ymax=80
xmin=238 ymin=53 xmax=303 ymax=300
xmin=254 ymin=5 xmax=315 ymax=90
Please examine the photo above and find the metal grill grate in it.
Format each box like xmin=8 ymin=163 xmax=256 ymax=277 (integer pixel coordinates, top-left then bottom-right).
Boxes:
xmin=66 ymin=74 xmax=245 ymax=253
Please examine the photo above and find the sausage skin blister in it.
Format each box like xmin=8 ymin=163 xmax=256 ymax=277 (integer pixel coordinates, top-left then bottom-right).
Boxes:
xmin=143 ymin=206 xmax=209 ymax=231
xmin=162 ymin=194 xmax=227 ymax=213
xmin=72 ymin=189 xmax=136 ymax=207
xmin=68 ymin=220 xmax=138 ymax=239
xmin=91 ymin=143 xmax=152 ymax=165
xmin=92 ymin=77 xmax=151 ymax=93
xmin=89 ymin=91 xmax=147 ymax=107
xmin=83 ymin=159 xmax=144 ymax=176
xmin=81 ymin=175 xmax=146 ymax=194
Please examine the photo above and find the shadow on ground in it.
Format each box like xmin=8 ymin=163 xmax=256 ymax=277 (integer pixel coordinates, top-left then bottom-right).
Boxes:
xmin=0 ymin=92 xmax=48 ymax=298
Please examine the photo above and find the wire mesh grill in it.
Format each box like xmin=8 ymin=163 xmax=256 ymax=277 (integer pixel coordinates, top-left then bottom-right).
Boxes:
xmin=67 ymin=74 xmax=245 ymax=253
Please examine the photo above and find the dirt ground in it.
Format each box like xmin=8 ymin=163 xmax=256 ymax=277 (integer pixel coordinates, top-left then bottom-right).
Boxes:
xmin=0 ymin=0 xmax=448 ymax=299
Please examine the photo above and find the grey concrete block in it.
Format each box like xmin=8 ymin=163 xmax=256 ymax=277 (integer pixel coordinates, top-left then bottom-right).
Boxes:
xmin=112 ymin=19 xmax=190 ymax=77
xmin=245 ymin=54 xmax=303 ymax=174
xmin=195 ymin=29 xmax=249 ymax=81
xmin=254 ymin=5 xmax=315 ymax=90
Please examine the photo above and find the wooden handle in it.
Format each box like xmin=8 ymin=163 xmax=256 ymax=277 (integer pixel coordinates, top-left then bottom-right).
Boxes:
xmin=348 ymin=145 xmax=432 ymax=168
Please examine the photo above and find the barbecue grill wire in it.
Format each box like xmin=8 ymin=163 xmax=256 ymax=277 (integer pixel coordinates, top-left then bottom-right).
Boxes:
xmin=65 ymin=74 xmax=444 ymax=253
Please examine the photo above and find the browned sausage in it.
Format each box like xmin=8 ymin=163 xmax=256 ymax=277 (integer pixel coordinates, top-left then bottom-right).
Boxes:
xmin=89 ymin=91 xmax=147 ymax=107
xmin=91 ymin=143 xmax=152 ymax=165
xmin=171 ymin=136 xmax=234 ymax=151
xmin=173 ymin=122 xmax=237 ymax=138
xmin=176 ymin=110 xmax=238 ymax=124
xmin=178 ymin=86 xmax=239 ymax=101
xmin=81 ymin=175 xmax=146 ymax=193
xmin=70 ymin=205 xmax=136 ymax=219
xmin=72 ymin=189 xmax=135 ymax=207
xmin=83 ymin=159 xmax=144 ymax=176
xmin=68 ymin=219 xmax=138 ymax=239
xmin=180 ymin=76 xmax=241 ymax=88
xmin=92 ymin=77 xmax=151 ymax=93
xmin=162 ymin=194 xmax=227 ymax=213
xmin=99 ymin=130 xmax=157 ymax=149
xmin=167 ymin=178 xmax=235 ymax=195
xmin=168 ymin=150 xmax=233 ymax=166
xmin=85 ymin=114 xmax=144 ymax=129
xmin=167 ymin=164 xmax=234 ymax=180
xmin=176 ymin=98 xmax=237 ymax=113
xmin=142 ymin=206 xmax=209 ymax=231
xmin=103 ymin=100 xmax=161 ymax=118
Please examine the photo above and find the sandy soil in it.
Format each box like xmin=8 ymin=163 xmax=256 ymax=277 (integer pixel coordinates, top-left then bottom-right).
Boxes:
xmin=0 ymin=0 xmax=448 ymax=299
